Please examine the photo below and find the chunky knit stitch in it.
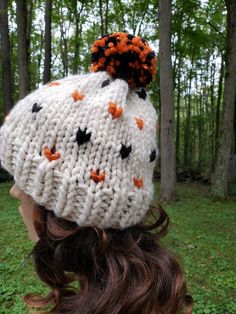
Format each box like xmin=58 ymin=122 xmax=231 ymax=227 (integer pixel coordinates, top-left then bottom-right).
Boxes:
xmin=0 ymin=33 xmax=158 ymax=229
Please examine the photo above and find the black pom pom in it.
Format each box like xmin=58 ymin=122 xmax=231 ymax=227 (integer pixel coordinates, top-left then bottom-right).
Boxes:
xmin=32 ymin=103 xmax=42 ymax=113
xmin=106 ymin=35 xmax=119 ymax=46
xmin=150 ymin=149 xmax=156 ymax=162
xmin=101 ymin=79 xmax=110 ymax=88
xmin=127 ymin=34 xmax=134 ymax=40
xmin=75 ymin=127 xmax=92 ymax=145
xmin=136 ymin=89 xmax=147 ymax=100
xmin=120 ymin=144 xmax=132 ymax=159
xmin=147 ymin=51 xmax=156 ymax=60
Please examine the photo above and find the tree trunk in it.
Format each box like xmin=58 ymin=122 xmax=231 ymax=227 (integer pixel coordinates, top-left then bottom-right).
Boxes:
xmin=73 ymin=1 xmax=80 ymax=74
xmin=234 ymin=96 xmax=236 ymax=153
xmin=209 ymin=62 xmax=216 ymax=174
xmin=159 ymin=0 xmax=176 ymax=201
xmin=99 ymin=0 xmax=104 ymax=36
xmin=71 ymin=0 xmax=84 ymax=74
xmin=176 ymin=63 xmax=181 ymax=166
xmin=198 ymin=86 xmax=203 ymax=171
xmin=37 ymin=30 xmax=44 ymax=85
xmin=27 ymin=0 xmax=33 ymax=44
xmin=105 ymin=0 xmax=109 ymax=34
xmin=27 ymin=0 xmax=33 ymax=89
xmin=73 ymin=6 xmax=80 ymax=74
xmin=9 ymin=13 xmax=16 ymax=102
xmin=212 ymin=0 xmax=236 ymax=198
xmin=136 ymin=3 xmax=149 ymax=35
xmin=117 ymin=0 xmax=126 ymax=30
xmin=213 ymin=54 xmax=224 ymax=171
xmin=0 ymin=0 xmax=13 ymax=116
xmin=43 ymin=0 xmax=52 ymax=84
xmin=16 ymin=0 xmax=30 ymax=99
xmin=184 ymin=54 xmax=194 ymax=170
xmin=59 ymin=5 xmax=68 ymax=76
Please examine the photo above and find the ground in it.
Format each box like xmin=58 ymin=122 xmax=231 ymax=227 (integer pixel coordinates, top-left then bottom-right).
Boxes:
xmin=0 ymin=181 xmax=235 ymax=314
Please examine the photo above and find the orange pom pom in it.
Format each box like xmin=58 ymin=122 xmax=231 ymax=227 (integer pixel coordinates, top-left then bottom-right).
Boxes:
xmin=90 ymin=32 xmax=157 ymax=88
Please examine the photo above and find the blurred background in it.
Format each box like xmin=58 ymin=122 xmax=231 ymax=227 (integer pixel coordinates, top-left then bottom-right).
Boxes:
xmin=0 ymin=0 xmax=236 ymax=313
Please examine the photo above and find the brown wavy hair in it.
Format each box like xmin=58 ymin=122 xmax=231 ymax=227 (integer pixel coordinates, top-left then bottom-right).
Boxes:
xmin=24 ymin=204 xmax=193 ymax=314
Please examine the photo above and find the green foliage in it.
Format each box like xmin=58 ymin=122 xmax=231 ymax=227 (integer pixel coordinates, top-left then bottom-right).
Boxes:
xmin=0 ymin=182 xmax=49 ymax=313
xmin=153 ymin=182 xmax=236 ymax=313
xmin=0 ymin=181 xmax=236 ymax=313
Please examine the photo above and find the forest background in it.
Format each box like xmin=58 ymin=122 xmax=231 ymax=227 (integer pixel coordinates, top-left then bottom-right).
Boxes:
xmin=0 ymin=0 xmax=236 ymax=313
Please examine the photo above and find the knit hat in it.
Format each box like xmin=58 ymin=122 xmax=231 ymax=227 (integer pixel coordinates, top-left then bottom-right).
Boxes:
xmin=0 ymin=32 xmax=158 ymax=229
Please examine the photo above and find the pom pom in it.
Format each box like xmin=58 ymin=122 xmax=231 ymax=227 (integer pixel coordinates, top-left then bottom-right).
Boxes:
xmin=90 ymin=32 xmax=157 ymax=88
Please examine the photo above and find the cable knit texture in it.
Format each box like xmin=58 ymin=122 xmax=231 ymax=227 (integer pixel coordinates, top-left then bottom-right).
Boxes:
xmin=0 ymin=34 xmax=158 ymax=229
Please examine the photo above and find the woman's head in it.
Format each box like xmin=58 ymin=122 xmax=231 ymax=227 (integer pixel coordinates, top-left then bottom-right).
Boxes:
xmin=24 ymin=204 xmax=192 ymax=314
xmin=1 ymin=33 xmax=193 ymax=313
xmin=7 ymin=185 xmax=193 ymax=313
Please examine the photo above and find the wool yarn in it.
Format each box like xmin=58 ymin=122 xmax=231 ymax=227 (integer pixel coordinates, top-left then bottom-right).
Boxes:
xmin=0 ymin=32 xmax=158 ymax=229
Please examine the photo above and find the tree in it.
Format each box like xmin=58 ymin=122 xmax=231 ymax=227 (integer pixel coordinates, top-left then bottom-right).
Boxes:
xmin=0 ymin=0 xmax=13 ymax=116
xmin=212 ymin=0 xmax=236 ymax=197
xmin=212 ymin=53 xmax=224 ymax=172
xmin=159 ymin=0 xmax=176 ymax=201
xmin=99 ymin=0 xmax=109 ymax=36
xmin=16 ymin=0 xmax=30 ymax=98
xmin=43 ymin=0 xmax=52 ymax=84
xmin=66 ymin=0 xmax=86 ymax=74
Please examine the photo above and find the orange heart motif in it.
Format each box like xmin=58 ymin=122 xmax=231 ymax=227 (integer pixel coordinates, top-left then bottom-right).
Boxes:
xmin=108 ymin=102 xmax=123 ymax=119
xmin=133 ymin=177 xmax=143 ymax=189
xmin=90 ymin=170 xmax=106 ymax=183
xmin=135 ymin=118 xmax=144 ymax=130
xmin=72 ymin=90 xmax=85 ymax=102
xmin=48 ymin=81 xmax=60 ymax=87
xmin=43 ymin=147 xmax=61 ymax=161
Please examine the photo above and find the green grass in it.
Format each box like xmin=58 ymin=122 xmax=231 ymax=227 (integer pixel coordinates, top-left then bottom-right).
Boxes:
xmin=0 ymin=181 xmax=236 ymax=313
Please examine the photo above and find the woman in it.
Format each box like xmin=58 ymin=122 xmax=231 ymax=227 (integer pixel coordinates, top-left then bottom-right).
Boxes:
xmin=1 ymin=32 xmax=192 ymax=313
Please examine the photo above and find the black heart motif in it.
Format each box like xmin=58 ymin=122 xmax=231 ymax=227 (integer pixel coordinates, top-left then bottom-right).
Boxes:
xmin=136 ymin=89 xmax=147 ymax=100
xmin=120 ymin=144 xmax=132 ymax=159
xmin=101 ymin=79 xmax=111 ymax=88
xmin=75 ymin=127 xmax=92 ymax=145
xmin=32 ymin=103 xmax=43 ymax=113
xmin=150 ymin=149 xmax=156 ymax=162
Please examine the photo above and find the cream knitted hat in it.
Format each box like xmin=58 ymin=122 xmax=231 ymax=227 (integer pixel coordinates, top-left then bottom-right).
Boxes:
xmin=0 ymin=32 xmax=158 ymax=229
